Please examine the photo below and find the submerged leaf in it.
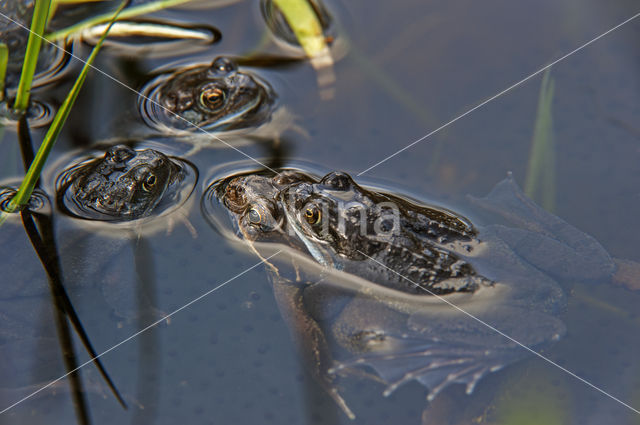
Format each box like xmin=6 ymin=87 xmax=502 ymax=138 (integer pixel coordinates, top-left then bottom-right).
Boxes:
xmin=524 ymin=69 xmax=556 ymax=212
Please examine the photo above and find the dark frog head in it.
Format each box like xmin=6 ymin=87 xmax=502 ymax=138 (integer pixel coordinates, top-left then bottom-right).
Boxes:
xmin=212 ymin=170 xmax=482 ymax=294
xmin=140 ymin=57 xmax=275 ymax=133
xmin=57 ymin=145 xmax=189 ymax=221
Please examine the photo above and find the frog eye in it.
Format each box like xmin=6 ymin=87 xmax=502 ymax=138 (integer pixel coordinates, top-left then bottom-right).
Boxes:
xmin=199 ymin=85 xmax=226 ymax=111
xmin=142 ymin=174 xmax=157 ymax=191
xmin=304 ymin=206 xmax=321 ymax=225
xmin=247 ymin=207 xmax=262 ymax=225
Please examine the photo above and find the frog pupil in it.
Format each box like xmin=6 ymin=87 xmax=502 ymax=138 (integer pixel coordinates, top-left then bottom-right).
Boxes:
xmin=143 ymin=174 xmax=156 ymax=191
xmin=305 ymin=208 xmax=320 ymax=224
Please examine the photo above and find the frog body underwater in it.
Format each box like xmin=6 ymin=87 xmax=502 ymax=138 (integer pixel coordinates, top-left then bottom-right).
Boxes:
xmin=206 ymin=169 xmax=615 ymax=419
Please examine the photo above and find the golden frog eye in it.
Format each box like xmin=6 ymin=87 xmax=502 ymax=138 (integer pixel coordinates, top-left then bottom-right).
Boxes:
xmin=304 ymin=206 xmax=321 ymax=225
xmin=199 ymin=86 xmax=226 ymax=111
xmin=142 ymin=174 xmax=157 ymax=191
xmin=247 ymin=207 xmax=262 ymax=225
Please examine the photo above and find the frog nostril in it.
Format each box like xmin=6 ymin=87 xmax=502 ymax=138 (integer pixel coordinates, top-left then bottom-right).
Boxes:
xmin=209 ymin=57 xmax=237 ymax=75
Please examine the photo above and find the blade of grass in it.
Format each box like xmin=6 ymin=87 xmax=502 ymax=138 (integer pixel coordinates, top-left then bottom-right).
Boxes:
xmin=0 ymin=42 xmax=8 ymax=101
xmin=13 ymin=0 xmax=52 ymax=111
xmin=524 ymin=69 xmax=556 ymax=212
xmin=3 ymin=0 xmax=129 ymax=219
xmin=271 ymin=0 xmax=335 ymax=98
xmin=46 ymin=0 xmax=202 ymax=41
xmin=271 ymin=0 xmax=328 ymax=58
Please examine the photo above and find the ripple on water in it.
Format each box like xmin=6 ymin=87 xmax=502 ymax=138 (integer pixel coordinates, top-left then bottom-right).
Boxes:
xmin=0 ymin=99 xmax=56 ymax=128
xmin=55 ymin=144 xmax=198 ymax=223
xmin=1 ymin=36 xmax=73 ymax=91
xmin=0 ymin=183 xmax=51 ymax=215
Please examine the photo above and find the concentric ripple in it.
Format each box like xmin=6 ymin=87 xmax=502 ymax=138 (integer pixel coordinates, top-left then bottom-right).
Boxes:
xmin=0 ymin=99 xmax=55 ymax=128
xmin=0 ymin=184 xmax=51 ymax=215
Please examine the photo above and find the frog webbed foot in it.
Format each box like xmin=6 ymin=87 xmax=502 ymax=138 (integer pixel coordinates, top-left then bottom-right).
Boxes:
xmin=330 ymin=305 xmax=565 ymax=404
xmin=330 ymin=338 xmax=518 ymax=403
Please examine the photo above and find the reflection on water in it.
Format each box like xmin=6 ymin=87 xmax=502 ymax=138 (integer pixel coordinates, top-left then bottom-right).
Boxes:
xmin=76 ymin=19 xmax=222 ymax=58
xmin=0 ymin=0 xmax=639 ymax=424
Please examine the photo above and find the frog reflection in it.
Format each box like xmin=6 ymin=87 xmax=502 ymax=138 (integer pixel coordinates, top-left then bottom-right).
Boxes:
xmin=140 ymin=57 xmax=275 ymax=134
xmin=206 ymin=169 xmax=616 ymax=419
xmin=56 ymin=145 xmax=187 ymax=221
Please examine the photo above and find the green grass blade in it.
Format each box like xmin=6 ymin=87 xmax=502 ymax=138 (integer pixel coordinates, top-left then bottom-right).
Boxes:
xmin=3 ymin=0 xmax=128 ymax=218
xmin=13 ymin=0 xmax=52 ymax=111
xmin=46 ymin=0 xmax=200 ymax=41
xmin=0 ymin=42 xmax=8 ymax=102
xmin=524 ymin=69 xmax=556 ymax=212
xmin=272 ymin=0 xmax=328 ymax=58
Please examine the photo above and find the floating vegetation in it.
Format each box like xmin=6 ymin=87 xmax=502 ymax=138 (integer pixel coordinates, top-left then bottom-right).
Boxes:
xmin=261 ymin=0 xmax=334 ymax=51
xmin=46 ymin=0 xmax=202 ymax=41
xmin=77 ymin=19 xmax=221 ymax=57
xmin=263 ymin=0 xmax=337 ymax=98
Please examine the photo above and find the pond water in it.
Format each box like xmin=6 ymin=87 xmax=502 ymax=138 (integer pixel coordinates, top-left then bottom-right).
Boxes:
xmin=0 ymin=1 xmax=639 ymax=424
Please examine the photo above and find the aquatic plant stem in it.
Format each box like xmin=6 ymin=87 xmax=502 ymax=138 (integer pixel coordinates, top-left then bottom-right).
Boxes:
xmin=4 ymin=0 xmax=128 ymax=216
xmin=0 ymin=43 xmax=8 ymax=101
xmin=13 ymin=0 xmax=52 ymax=111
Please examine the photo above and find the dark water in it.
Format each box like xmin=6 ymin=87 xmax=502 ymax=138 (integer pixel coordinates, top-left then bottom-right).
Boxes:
xmin=0 ymin=0 xmax=639 ymax=424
